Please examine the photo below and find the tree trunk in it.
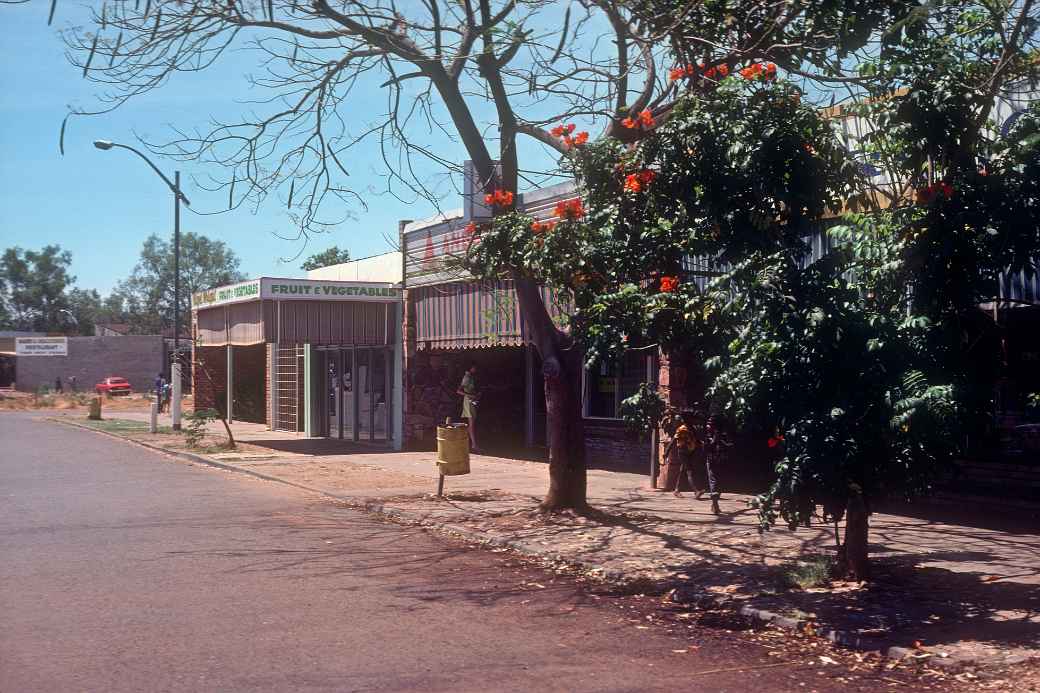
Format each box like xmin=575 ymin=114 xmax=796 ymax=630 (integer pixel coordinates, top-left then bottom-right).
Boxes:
xmin=840 ymin=493 xmax=870 ymax=581
xmin=513 ymin=278 xmax=587 ymax=512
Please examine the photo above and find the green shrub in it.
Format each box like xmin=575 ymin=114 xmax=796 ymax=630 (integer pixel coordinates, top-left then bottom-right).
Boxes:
xmin=779 ymin=555 xmax=835 ymax=590
xmin=185 ymin=408 xmax=219 ymax=449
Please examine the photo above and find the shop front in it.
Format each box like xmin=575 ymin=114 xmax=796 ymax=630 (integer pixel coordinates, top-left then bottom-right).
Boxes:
xmin=400 ymin=180 xmax=654 ymax=470
xmin=191 ymin=277 xmax=403 ymax=448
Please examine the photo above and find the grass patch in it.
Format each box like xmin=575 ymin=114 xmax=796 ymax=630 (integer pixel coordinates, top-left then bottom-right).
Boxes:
xmin=778 ymin=554 xmax=835 ymax=590
xmin=76 ymin=418 xmax=177 ymax=436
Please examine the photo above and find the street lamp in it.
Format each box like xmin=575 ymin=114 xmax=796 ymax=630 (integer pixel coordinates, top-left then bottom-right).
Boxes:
xmin=94 ymin=139 xmax=190 ymax=430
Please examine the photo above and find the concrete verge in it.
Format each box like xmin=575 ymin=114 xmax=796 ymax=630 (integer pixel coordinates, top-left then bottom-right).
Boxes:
xmin=49 ymin=416 xmax=990 ymax=671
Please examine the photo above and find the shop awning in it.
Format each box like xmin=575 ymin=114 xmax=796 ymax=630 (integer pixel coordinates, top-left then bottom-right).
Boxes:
xmin=412 ymin=280 xmax=569 ymax=350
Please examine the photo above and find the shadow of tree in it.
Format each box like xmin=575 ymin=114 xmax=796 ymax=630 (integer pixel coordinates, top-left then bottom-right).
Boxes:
xmin=437 ymin=496 xmax=1040 ymax=657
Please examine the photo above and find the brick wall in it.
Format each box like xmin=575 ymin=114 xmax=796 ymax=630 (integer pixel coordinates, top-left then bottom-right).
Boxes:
xmin=266 ymin=344 xmax=274 ymax=430
xmin=193 ymin=346 xmax=226 ymax=414
xmin=192 ymin=344 xmax=267 ymax=424
xmin=15 ymin=336 xmax=164 ymax=394
xmin=584 ymin=421 xmax=652 ymax=473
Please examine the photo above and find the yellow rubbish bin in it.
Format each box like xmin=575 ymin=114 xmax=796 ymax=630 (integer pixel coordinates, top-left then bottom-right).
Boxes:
xmin=436 ymin=423 xmax=470 ymax=476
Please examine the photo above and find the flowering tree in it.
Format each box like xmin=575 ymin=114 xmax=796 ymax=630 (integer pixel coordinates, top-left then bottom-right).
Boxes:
xmin=466 ymin=0 xmax=1039 ymax=575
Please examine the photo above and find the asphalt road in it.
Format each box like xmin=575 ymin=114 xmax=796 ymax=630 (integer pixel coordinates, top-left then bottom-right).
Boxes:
xmin=0 ymin=413 xmax=949 ymax=692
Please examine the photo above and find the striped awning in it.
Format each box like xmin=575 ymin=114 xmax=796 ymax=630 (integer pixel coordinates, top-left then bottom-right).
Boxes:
xmin=412 ymin=280 xmax=569 ymax=350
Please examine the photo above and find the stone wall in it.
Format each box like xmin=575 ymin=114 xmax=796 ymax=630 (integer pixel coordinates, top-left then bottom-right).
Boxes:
xmin=15 ymin=336 xmax=164 ymax=394
xmin=404 ymin=346 xmax=526 ymax=452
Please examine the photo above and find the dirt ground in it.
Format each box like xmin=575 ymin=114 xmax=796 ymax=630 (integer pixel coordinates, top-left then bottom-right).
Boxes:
xmin=0 ymin=390 xmax=188 ymax=413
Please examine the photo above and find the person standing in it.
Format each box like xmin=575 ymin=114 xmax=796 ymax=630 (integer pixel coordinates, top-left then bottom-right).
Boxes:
xmin=68 ymin=375 xmax=77 ymax=392
xmin=665 ymin=425 xmax=698 ymax=497
xmin=155 ymin=373 xmax=166 ymax=411
xmin=54 ymin=377 xmax=64 ymax=394
xmin=161 ymin=380 xmax=172 ymax=414
xmin=700 ymin=415 xmax=728 ymax=515
xmin=457 ymin=364 xmax=480 ymax=453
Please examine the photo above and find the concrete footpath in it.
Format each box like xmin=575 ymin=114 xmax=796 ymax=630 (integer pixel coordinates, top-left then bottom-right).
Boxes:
xmin=49 ymin=411 xmax=1040 ymax=669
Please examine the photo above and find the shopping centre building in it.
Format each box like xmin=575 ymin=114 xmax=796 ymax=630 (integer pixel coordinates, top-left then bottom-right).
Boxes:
xmin=190 ymin=276 xmax=404 ymax=449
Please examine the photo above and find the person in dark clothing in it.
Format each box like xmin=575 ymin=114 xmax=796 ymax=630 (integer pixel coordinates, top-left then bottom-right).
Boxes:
xmin=54 ymin=377 xmax=63 ymax=394
xmin=699 ymin=415 xmax=728 ymax=515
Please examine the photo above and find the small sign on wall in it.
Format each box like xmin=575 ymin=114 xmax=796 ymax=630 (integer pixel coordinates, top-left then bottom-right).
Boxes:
xmin=15 ymin=337 xmax=68 ymax=356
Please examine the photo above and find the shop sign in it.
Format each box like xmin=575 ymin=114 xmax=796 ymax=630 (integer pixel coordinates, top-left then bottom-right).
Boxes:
xmin=192 ymin=277 xmax=401 ymax=310
xmin=192 ymin=279 xmax=261 ymax=309
xmin=261 ymin=279 xmax=400 ymax=302
xmin=16 ymin=337 xmax=68 ymax=356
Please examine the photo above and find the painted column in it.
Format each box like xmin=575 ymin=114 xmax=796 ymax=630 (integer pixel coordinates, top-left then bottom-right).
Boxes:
xmin=303 ymin=343 xmax=313 ymax=437
xmin=226 ymin=343 xmax=233 ymax=423
xmin=392 ymin=302 xmax=404 ymax=451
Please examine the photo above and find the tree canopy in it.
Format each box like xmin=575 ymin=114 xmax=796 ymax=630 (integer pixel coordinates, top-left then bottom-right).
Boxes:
xmin=300 ymin=246 xmax=351 ymax=271
xmin=119 ymin=232 xmax=245 ymax=334
xmin=0 ymin=245 xmax=78 ymax=333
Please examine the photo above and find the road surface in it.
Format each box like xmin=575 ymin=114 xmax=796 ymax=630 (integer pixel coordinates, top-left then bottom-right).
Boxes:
xmin=1 ymin=413 xmax=951 ymax=692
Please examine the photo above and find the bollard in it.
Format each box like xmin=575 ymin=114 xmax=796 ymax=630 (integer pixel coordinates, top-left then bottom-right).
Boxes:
xmin=171 ymin=361 xmax=182 ymax=431
xmin=150 ymin=399 xmax=158 ymax=433
xmin=88 ymin=396 xmax=102 ymax=421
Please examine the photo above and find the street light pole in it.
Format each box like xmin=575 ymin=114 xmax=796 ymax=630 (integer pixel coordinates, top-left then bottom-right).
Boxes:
xmin=172 ymin=170 xmax=183 ymax=430
xmin=93 ymin=140 xmax=190 ymax=429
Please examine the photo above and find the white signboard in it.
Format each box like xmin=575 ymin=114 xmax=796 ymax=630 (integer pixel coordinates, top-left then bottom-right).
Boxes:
xmin=16 ymin=337 xmax=68 ymax=356
xmin=192 ymin=277 xmax=401 ymax=310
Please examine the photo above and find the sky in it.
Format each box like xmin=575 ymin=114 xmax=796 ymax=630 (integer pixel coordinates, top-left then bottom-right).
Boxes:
xmin=0 ymin=2 xmax=559 ymax=296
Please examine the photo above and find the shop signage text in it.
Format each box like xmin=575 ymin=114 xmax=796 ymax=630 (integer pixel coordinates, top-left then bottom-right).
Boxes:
xmin=192 ymin=279 xmax=261 ymax=309
xmin=15 ymin=337 xmax=68 ymax=356
xmin=267 ymin=282 xmax=399 ymax=298
xmin=192 ymin=278 xmax=401 ymax=309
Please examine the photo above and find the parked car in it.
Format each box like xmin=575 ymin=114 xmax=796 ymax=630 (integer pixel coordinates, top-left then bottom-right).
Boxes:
xmin=95 ymin=377 xmax=132 ymax=396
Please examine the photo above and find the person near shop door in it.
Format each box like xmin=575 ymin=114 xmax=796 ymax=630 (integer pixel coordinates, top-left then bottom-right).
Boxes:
xmin=665 ymin=425 xmax=699 ymax=497
xmin=699 ymin=415 xmax=728 ymax=515
xmin=457 ymin=364 xmax=480 ymax=453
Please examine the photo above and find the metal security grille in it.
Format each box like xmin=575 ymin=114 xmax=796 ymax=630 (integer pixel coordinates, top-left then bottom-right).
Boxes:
xmin=275 ymin=345 xmax=304 ymax=432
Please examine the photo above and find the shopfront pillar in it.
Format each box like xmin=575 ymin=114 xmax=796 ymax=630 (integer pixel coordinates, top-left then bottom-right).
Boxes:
xmin=226 ymin=343 xmax=234 ymax=423
xmin=392 ymin=302 xmax=404 ymax=450
xmin=303 ymin=343 xmax=314 ymax=437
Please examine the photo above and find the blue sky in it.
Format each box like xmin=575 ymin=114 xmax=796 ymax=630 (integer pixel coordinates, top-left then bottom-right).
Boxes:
xmin=0 ymin=2 xmax=560 ymax=295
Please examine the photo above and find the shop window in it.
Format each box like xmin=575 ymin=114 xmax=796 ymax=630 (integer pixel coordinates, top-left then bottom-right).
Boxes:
xmin=583 ymin=351 xmax=652 ymax=419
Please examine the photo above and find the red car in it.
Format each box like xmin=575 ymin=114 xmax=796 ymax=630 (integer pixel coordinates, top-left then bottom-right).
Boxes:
xmin=95 ymin=377 xmax=132 ymax=396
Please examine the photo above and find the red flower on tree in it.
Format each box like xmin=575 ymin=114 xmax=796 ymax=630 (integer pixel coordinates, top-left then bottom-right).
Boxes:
xmin=740 ymin=62 xmax=777 ymax=80
xmin=484 ymin=189 xmax=515 ymax=207
xmin=621 ymin=109 xmax=655 ymax=130
xmin=623 ymin=169 xmax=656 ymax=193
xmin=659 ymin=275 xmax=679 ymax=292
xmin=554 ymin=198 xmax=584 ymax=220
xmin=531 ymin=220 xmax=557 ymax=234
xmin=767 ymin=434 xmax=785 ymax=448
xmin=916 ymin=181 xmax=954 ymax=205
xmin=563 ymin=130 xmax=589 ymax=148
xmin=550 ymin=123 xmax=576 ymax=138
xmin=464 ymin=222 xmax=478 ymax=236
